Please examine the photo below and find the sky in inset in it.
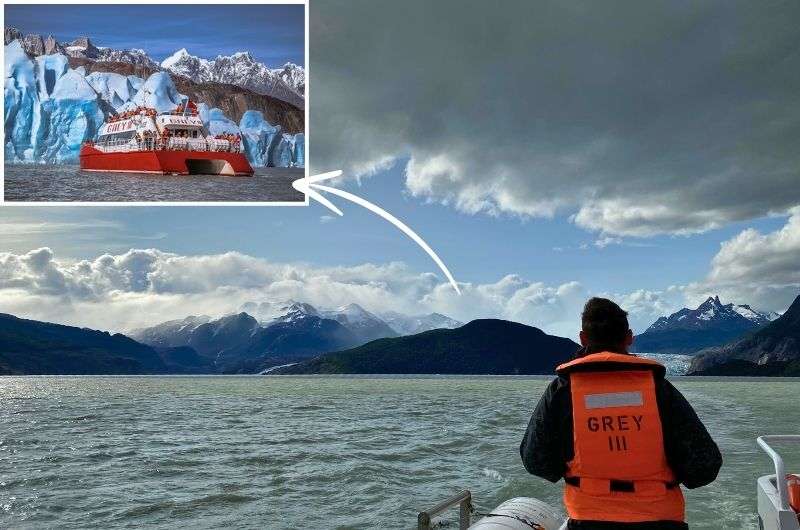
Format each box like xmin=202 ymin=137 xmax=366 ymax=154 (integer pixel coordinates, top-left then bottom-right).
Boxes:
xmin=4 ymin=4 xmax=305 ymax=66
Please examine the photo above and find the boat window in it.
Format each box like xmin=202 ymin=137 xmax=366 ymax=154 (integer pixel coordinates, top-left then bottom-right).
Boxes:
xmin=98 ymin=130 xmax=136 ymax=144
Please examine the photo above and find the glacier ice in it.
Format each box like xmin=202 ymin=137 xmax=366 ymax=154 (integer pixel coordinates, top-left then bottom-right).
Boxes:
xmin=5 ymin=40 xmax=103 ymax=163
xmin=41 ymin=69 xmax=104 ymax=162
xmin=5 ymin=40 xmax=39 ymax=161
xmin=239 ymin=110 xmax=280 ymax=166
xmin=4 ymin=40 xmax=304 ymax=167
xmin=35 ymin=53 xmax=69 ymax=99
xmin=239 ymin=110 xmax=305 ymax=168
xmin=86 ymin=72 xmax=141 ymax=111
xmin=206 ymin=107 xmax=241 ymax=136
xmin=131 ymin=71 xmax=183 ymax=114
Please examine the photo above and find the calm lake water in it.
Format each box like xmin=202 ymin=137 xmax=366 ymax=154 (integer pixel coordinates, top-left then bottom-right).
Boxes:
xmin=0 ymin=376 xmax=797 ymax=529
xmin=3 ymin=164 xmax=305 ymax=202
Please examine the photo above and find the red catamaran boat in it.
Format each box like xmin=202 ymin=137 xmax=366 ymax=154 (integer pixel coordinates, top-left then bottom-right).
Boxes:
xmin=79 ymin=101 xmax=253 ymax=176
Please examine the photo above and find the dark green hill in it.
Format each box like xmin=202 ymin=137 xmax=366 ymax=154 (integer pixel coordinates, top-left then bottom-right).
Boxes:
xmin=0 ymin=313 xmax=194 ymax=375
xmin=274 ymin=319 xmax=579 ymax=375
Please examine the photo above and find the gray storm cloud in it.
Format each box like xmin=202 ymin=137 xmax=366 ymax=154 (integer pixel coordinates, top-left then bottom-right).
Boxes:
xmin=309 ymin=0 xmax=800 ymax=236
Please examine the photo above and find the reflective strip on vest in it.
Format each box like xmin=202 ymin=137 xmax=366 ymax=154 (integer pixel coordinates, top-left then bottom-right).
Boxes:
xmin=585 ymin=391 xmax=643 ymax=409
xmin=563 ymin=354 xmax=685 ymax=524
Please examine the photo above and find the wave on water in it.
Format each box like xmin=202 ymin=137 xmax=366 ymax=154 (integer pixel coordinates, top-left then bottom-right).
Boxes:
xmin=482 ymin=468 xmax=505 ymax=481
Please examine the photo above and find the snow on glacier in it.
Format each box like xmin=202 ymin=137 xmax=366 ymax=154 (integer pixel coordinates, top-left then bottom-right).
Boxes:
xmin=86 ymin=72 xmax=142 ymax=111
xmin=131 ymin=71 xmax=183 ymax=114
xmin=5 ymin=40 xmax=304 ymax=167
xmin=206 ymin=107 xmax=241 ymax=136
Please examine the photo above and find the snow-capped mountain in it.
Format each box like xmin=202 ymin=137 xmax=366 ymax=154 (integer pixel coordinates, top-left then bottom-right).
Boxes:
xmin=132 ymin=307 xmax=359 ymax=373
xmin=96 ymin=47 xmax=160 ymax=69
xmin=689 ymin=293 xmax=800 ymax=375
xmin=273 ymin=62 xmax=305 ymax=95
xmin=6 ymin=27 xmax=303 ymax=107
xmin=130 ymin=315 xmax=211 ymax=348
xmin=5 ymin=28 xmax=160 ymax=70
xmin=240 ymin=300 xmax=397 ymax=344
xmin=632 ymin=296 xmax=774 ymax=355
xmin=239 ymin=300 xmax=319 ymax=324
xmin=320 ymin=304 xmax=398 ymax=344
xmin=381 ymin=311 xmax=464 ymax=335
xmin=161 ymin=48 xmax=304 ymax=108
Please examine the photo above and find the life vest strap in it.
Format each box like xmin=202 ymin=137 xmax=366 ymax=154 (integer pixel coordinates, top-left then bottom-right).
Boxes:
xmin=564 ymin=476 xmax=678 ymax=494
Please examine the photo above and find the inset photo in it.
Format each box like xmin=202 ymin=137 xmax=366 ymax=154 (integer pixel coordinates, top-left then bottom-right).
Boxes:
xmin=2 ymin=3 xmax=306 ymax=204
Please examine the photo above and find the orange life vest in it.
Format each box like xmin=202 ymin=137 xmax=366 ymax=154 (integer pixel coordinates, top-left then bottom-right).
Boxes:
xmin=556 ymin=352 xmax=685 ymax=523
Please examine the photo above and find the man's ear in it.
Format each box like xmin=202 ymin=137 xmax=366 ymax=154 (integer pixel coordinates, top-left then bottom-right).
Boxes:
xmin=624 ymin=329 xmax=634 ymax=347
xmin=579 ymin=330 xmax=588 ymax=347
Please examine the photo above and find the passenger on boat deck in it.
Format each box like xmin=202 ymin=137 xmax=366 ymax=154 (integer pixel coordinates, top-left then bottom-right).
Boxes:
xmin=521 ymin=297 xmax=722 ymax=530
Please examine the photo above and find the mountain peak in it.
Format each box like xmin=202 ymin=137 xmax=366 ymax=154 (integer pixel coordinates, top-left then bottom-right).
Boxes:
xmin=230 ymin=51 xmax=254 ymax=61
xmin=634 ymin=296 xmax=773 ymax=354
xmin=161 ymin=47 xmax=191 ymax=68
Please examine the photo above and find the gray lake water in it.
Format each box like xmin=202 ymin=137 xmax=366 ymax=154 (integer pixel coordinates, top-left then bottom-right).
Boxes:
xmin=3 ymin=164 xmax=305 ymax=202
xmin=2 ymin=376 xmax=798 ymax=529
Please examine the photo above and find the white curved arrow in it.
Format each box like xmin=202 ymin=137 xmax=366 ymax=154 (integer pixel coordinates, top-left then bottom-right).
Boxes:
xmin=293 ymin=171 xmax=461 ymax=295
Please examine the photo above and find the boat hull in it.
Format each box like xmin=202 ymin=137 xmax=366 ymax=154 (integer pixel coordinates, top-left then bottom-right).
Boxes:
xmin=79 ymin=145 xmax=254 ymax=176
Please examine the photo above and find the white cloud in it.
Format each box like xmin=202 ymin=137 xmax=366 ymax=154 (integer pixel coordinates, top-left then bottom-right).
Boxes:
xmin=686 ymin=208 xmax=800 ymax=312
xmin=0 ymin=247 xmax=674 ymax=339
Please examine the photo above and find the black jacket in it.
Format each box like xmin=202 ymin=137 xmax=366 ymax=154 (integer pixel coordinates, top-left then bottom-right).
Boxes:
xmin=520 ymin=353 xmax=722 ymax=529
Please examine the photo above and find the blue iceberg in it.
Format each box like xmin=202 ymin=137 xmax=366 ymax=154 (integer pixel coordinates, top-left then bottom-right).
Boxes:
xmin=238 ymin=110 xmax=304 ymax=168
xmin=5 ymin=40 xmax=103 ymax=163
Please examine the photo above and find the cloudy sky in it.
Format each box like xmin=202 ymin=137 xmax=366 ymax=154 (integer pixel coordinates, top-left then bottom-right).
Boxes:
xmin=1 ymin=0 xmax=799 ymax=339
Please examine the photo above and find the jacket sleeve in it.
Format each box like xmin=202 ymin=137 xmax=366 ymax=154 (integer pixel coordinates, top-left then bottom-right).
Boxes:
xmin=520 ymin=377 xmax=570 ymax=483
xmin=658 ymin=379 xmax=723 ymax=489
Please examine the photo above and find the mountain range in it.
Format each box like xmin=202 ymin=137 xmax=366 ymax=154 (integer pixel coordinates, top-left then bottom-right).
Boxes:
xmin=632 ymin=296 xmax=776 ymax=355
xmin=1 ymin=294 xmax=797 ymax=377
xmin=130 ymin=301 xmax=462 ymax=373
xmin=688 ymin=293 xmax=800 ymax=376
xmin=4 ymin=27 xmax=305 ymax=105
xmin=161 ymin=48 xmax=304 ymax=108
xmin=274 ymin=319 xmax=580 ymax=375
xmin=0 ymin=313 xmax=211 ymax=375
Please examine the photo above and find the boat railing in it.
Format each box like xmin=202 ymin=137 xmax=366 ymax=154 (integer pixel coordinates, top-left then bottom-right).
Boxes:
xmin=89 ymin=136 xmax=243 ymax=154
xmin=757 ymin=435 xmax=800 ymax=511
xmin=418 ymin=490 xmax=472 ymax=530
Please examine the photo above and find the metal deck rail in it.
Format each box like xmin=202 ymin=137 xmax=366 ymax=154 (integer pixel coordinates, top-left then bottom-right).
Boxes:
xmin=418 ymin=490 xmax=472 ymax=530
xmin=757 ymin=435 xmax=800 ymax=511
xmin=87 ymin=137 xmax=242 ymax=154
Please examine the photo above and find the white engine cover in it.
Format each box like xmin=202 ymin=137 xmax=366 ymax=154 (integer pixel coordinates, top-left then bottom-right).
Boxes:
xmin=469 ymin=497 xmax=565 ymax=530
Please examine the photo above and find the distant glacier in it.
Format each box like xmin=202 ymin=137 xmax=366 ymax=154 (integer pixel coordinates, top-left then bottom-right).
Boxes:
xmin=4 ymin=40 xmax=303 ymax=168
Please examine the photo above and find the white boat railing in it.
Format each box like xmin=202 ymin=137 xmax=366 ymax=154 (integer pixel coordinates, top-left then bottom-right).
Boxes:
xmin=89 ymin=136 xmax=243 ymax=154
xmin=758 ymin=435 xmax=800 ymax=511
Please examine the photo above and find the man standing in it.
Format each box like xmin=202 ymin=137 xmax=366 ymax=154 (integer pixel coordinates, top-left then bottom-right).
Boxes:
xmin=520 ymin=297 xmax=722 ymax=529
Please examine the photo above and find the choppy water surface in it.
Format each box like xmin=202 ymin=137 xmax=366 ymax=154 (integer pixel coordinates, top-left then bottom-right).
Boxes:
xmin=0 ymin=376 xmax=797 ymax=529
xmin=3 ymin=164 xmax=305 ymax=202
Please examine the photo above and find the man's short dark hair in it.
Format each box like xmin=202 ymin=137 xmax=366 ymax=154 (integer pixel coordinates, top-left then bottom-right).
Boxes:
xmin=581 ymin=297 xmax=629 ymax=349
